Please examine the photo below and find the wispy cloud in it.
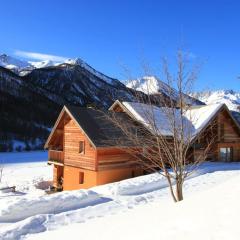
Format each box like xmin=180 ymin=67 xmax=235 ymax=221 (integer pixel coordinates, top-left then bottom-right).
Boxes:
xmin=14 ymin=50 xmax=68 ymax=62
xmin=181 ymin=50 xmax=197 ymax=60
xmin=188 ymin=52 xmax=197 ymax=59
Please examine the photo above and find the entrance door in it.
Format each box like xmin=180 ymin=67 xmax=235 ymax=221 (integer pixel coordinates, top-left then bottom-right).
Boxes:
xmin=53 ymin=165 xmax=64 ymax=189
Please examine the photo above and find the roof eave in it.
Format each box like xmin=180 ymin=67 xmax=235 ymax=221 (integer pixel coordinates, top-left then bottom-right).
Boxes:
xmin=44 ymin=105 xmax=98 ymax=150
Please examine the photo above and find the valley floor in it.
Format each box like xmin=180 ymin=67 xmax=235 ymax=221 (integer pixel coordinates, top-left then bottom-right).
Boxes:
xmin=0 ymin=151 xmax=240 ymax=240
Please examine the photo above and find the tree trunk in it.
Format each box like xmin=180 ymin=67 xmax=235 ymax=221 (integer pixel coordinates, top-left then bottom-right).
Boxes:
xmin=166 ymin=175 xmax=177 ymax=202
xmin=176 ymin=180 xmax=183 ymax=201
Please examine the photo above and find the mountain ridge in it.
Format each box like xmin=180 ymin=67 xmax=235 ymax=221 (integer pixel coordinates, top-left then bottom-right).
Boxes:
xmin=0 ymin=56 xmax=136 ymax=151
xmin=0 ymin=54 xmax=205 ymax=152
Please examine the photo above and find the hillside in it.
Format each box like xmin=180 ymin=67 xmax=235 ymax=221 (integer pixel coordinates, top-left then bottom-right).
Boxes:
xmin=0 ymin=58 xmax=135 ymax=151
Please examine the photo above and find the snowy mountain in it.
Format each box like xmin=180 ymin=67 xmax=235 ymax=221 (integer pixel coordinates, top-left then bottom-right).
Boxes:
xmin=0 ymin=54 xmax=79 ymax=75
xmin=192 ymin=90 xmax=240 ymax=124
xmin=0 ymin=56 xmax=136 ymax=152
xmin=191 ymin=90 xmax=240 ymax=112
xmin=127 ymin=76 xmax=176 ymax=95
xmin=127 ymin=76 xmax=204 ymax=105
xmin=0 ymin=54 xmax=202 ymax=152
xmin=0 ymin=54 xmax=59 ymax=75
xmin=0 ymin=54 xmax=30 ymax=72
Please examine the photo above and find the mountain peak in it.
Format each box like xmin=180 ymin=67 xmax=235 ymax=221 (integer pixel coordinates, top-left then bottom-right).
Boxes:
xmin=192 ymin=90 xmax=240 ymax=112
xmin=64 ymin=58 xmax=83 ymax=65
xmin=0 ymin=54 xmax=30 ymax=71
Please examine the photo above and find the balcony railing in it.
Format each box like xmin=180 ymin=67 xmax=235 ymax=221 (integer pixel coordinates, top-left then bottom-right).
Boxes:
xmin=48 ymin=150 xmax=64 ymax=164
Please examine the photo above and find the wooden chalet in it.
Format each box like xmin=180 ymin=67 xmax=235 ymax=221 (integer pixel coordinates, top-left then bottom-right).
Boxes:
xmin=45 ymin=105 xmax=142 ymax=191
xmin=45 ymin=101 xmax=240 ymax=191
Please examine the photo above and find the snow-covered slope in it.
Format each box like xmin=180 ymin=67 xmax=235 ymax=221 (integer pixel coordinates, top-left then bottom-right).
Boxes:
xmin=127 ymin=76 xmax=180 ymax=96
xmin=0 ymin=54 xmax=62 ymax=75
xmin=28 ymin=172 xmax=240 ymax=240
xmin=0 ymin=54 xmax=30 ymax=72
xmin=0 ymin=151 xmax=240 ymax=239
xmin=192 ymin=90 xmax=240 ymax=112
xmin=0 ymin=54 xmax=121 ymax=84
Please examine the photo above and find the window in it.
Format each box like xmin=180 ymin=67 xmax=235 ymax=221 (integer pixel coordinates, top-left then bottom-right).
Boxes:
xmin=79 ymin=172 xmax=84 ymax=184
xmin=220 ymin=147 xmax=233 ymax=162
xmin=79 ymin=141 xmax=85 ymax=154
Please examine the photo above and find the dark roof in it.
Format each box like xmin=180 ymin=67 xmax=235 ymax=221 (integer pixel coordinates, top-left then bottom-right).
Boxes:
xmin=66 ymin=105 xmax=137 ymax=148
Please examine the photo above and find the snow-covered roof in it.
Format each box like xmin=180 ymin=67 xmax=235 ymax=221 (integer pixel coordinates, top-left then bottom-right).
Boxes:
xmin=122 ymin=101 xmax=224 ymax=139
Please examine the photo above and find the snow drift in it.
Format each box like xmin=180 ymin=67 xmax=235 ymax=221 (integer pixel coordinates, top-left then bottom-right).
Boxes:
xmin=0 ymin=190 xmax=104 ymax=222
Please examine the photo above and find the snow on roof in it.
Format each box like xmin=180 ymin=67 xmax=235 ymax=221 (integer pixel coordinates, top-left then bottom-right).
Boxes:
xmin=122 ymin=101 xmax=224 ymax=139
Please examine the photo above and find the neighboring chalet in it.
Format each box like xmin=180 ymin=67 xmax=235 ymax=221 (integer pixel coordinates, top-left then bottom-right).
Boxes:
xmin=110 ymin=101 xmax=240 ymax=163
xmin=45 ymin=101 xmax=240 ymax=191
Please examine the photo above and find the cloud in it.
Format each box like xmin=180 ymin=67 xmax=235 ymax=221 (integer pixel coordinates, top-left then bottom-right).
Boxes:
xmin=14 ymin=50 xmax=68 ymax=62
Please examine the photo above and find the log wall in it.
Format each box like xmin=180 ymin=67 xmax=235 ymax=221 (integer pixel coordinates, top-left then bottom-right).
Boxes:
xmin=218 ymin=110 xmax=240 ymax=142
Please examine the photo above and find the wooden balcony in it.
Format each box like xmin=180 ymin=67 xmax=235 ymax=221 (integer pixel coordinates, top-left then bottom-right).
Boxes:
xmin=48 ymin=150 xmax=64 ymax=165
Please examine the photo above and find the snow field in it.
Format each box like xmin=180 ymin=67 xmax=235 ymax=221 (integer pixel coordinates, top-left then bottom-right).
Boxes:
xmin=1 ymin=151 xmax=240 ymax=239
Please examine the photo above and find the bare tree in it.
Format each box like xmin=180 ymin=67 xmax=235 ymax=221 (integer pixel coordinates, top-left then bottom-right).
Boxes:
xmin=107 ymin=50 xmax=217 ymax=202
xmin=0 ymin=162 xmax=3 ymax=183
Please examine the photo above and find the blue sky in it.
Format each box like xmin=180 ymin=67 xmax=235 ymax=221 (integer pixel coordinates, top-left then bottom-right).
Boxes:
xmin=1 ymin=0 xmax=240 ymax=91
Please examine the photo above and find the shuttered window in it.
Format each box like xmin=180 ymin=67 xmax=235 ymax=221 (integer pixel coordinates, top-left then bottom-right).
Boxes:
xmin=79 ymin=172 xmax=84 ymax=184
xmin=79 ymin=141 xmax=85 ymax=154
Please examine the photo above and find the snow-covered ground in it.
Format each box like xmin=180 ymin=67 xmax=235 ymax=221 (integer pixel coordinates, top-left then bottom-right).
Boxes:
xmin=0 ymin=152 xmax=240 ymax=239
xmin=29 ymin=173 xmax=240 ymax=240
xmin=0 ymin=151 xmax=51 ymax=195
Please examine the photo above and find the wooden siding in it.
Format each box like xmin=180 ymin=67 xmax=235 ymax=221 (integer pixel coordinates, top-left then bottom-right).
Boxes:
xmin=64 ymin=119 xmax=97 ymax=170
xmin=97 ymin=148 xmax=137 ymax=170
